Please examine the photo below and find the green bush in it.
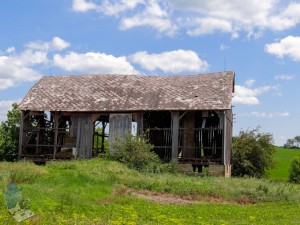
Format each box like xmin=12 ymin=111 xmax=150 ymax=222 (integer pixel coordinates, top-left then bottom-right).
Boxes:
xmin=109 ymin=134 xmax=161 ymax=172
xmin=0 ymin=103 xmax=21 ymax=161
xmin=289 ymin=155 xmax=300 ymax=184
xmin=232 ymin=128 xmax=275 ymax=178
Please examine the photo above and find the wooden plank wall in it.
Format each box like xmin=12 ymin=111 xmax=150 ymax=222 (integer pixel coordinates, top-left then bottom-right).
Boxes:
xmin=76 ymin=114 xmax=94 ymax=159
xmin=182 ymin=111 xmax=195 ymax=158
xmin=225 ymin=110 xmax=233 ymax=165
xmin=109 ymin=114 xmax=132 ymax=153
xmin=171 ymin=111 xmax=179 ymax=160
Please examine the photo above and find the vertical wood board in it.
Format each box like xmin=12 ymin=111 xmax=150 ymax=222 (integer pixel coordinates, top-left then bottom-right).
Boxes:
xmin=109 ymin=114 xmax=132 ymax=152
xmin=76 ymin=115 xmax=94 ymax=159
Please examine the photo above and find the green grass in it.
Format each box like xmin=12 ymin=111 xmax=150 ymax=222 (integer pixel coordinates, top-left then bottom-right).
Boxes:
xmin=0 ymin=158 xmax=300 ymax=224
xmin=268 ymin=147 xmax=300 ymax=181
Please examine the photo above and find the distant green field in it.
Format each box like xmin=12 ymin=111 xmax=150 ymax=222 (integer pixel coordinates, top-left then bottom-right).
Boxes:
xmin=268 ymin=147 xmax=300 ymax=181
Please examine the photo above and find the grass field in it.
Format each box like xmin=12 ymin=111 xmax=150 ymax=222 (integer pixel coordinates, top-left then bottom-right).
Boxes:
xmin=267 ymin=147 xmax=300 ymax=181
xmin=0 ymin=158 xmax=300 ymax=224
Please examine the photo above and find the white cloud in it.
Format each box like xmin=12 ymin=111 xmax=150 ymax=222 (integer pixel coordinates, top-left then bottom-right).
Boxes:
xmin=70 ymin=1 xmax=300 ymax=37
xmin=275 ymin=74 xmax=294 ymax=80
xmin=26 ymin=37 xmax=70 ymax=52
xmin=6 ymin=47 xmax=15 ymax=53
xmin=245 ymin=79 xmax=256 ymax=87
xmin=265 ymin=36 xmax=300 ymax=61
xmin=171 ymin=0 xmax=300 ymax=37
xmin=120 ymin=0 xmax=177 ymax=36
xmin=129 ymin=50 xmax=209 ymax=73
xmin=72 ymin=0 xmax=98 ymax=12
xmin=51 ymin=37 xmax=70 ymax=51
xmin=0 ymin=52 xmax=43 ymax=90
xmin=53 ymin=51 xmax=136 ymax=74
xmin=249 ymin=111 xmax=289 ymax=118
xmin=0 ymin=100 xmax=17 ymax=121
xmin=232 ymin=85 xmax=271 ymax=105
xmin=0 ymin=37 xmax=69 ymax=90
xmin=183 ymin=17 xmax=237 ymax=38
xmin=101 ymin=0 xmax=144 ymax=16
xmin=220 ymin=44 xmax=230 ymax=51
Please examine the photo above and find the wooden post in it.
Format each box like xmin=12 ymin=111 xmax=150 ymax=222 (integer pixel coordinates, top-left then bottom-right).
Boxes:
xmin=171 ymin=111 xmax=179 ymax=161
xmin=53 ymin=112 xmax=59 ymax=159
xmin=223 ymin=111 xmax=227 ymax=165
xmin=18 ymin=111 xmax=24 ymax=160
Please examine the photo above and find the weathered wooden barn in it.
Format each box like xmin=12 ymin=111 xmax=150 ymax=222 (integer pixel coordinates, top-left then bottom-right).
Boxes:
xmin=18 ymin=71 xmax=235 ymax=176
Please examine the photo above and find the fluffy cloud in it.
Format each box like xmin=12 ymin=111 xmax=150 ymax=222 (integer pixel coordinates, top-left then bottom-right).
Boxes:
xmin=71 ymin=0 xmax=300 ymax=37
xmin=101 ymin=0 xmax=144 ymax=16
xmin=265 ymin=36 xmax=300 ymax=61
xmin=232 ymin=85 xmax=270 ymax=105
xmin=120 ymin=1 xmax=177 ymax=36
xmin=129 ymin=50 xmax=209 ymax=73
xmin=0 ymin=37 xmax=69 ymax=90
xmin=0 ymin=100 xmax=17 ymax=121
xmin=72 ymin=0 xmax=98 ymax=12
xmin=53 ymin=52 xmax=136 ymax=74
xmin=170 ymin=0 xmax=300 ymax=37
xmin=26 ymin=37 xmax=70 ymax=51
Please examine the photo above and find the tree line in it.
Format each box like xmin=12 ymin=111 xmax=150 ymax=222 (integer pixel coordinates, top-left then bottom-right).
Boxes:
xmin=284 ymin=136 xmax=300 ymax=149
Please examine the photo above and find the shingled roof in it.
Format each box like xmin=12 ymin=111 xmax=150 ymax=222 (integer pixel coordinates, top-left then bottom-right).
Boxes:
xmin=19 ymin=71 xmax=235 ymax=112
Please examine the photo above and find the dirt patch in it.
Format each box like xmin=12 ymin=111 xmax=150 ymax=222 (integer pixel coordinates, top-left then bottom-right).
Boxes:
xmin=126 ymin=189 xmax=255 ymax=205
xmin=106 ymin=187 xmax=256 ymax=205
xmin=128 ymin=189 xmax=199 ymax=205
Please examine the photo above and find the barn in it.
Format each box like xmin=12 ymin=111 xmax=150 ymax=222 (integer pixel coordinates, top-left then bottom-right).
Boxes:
xmin=18 ymin=71 xmax=235 ymax=176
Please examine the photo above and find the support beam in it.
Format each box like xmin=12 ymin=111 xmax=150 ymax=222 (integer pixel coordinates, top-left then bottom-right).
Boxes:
xmin=53 ymin=112 xmax=59 ymax=159
xmin=223 ymin=111 xmax=227 ymax=165
xmin=18 ymin=111 xmax=24 ymax=160
xmin=171 ymin=111 xmax=179 ymax=160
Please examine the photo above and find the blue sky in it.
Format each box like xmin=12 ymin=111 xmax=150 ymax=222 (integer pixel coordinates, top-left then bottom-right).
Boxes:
xmin=1 ymin=0 xmax=300 ymax=146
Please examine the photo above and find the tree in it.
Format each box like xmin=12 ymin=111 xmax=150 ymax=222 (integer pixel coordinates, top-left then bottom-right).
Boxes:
xmin=284 ymin=138 xmax=295 ymax=148
xmin=289 ymin=155 xmax=300 ymax=184
xmin=0 ymin=103 xmax=21 ymax=161
xmin=294 ymin=136 xmax=300 ymax=148
xmin=232 ymin=128 xmax=275 ymax=178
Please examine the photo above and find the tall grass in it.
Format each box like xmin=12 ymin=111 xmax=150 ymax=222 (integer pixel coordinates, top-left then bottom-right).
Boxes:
xmin=0 ymin=158 xmax=300 ymax=224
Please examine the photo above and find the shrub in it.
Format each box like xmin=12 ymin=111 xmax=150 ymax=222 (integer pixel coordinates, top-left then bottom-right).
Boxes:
xmin=109 ymin=134 xmax=161 ymax=172
xmin=0 ymin=103 xmax=21 ymax=161
xmin=289 ymin=155 xmax=300 ymax=184
xmin=232 ymin=127 xmax=275 ymax=178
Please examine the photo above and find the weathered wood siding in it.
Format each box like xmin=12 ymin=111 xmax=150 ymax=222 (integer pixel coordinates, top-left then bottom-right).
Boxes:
xmin=70 ymin=115 xmax=79 ymax=138
xmin=171 ymin=111 xmax=179 ymax=160
xmin=225 ymin=110 xmax=233 ymax=165
xmin=182 ymin=111 xmax=195 ymax=158
xmin=76 ymin=114 xmax=94 ymax=159
xmin=109 ymin=114 xmax=132 ymax=152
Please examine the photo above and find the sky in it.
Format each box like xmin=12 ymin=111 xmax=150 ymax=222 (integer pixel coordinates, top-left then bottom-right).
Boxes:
xmin=1 ymin=0 xmax=300 ymax=146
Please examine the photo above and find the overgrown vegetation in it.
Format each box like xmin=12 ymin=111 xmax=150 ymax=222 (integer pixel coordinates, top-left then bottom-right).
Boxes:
xmin=289 ymin=155 xmax=300 ymax=184
xmin=108 ymin=134 xmax=165 ymax=172
xmin=0 ymin=159 xmax=300 ymax=224
xmin=232 ymin=128 xmax=275 ymax=178
xmin=0 ymin=103 xmax=20 ymax=161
